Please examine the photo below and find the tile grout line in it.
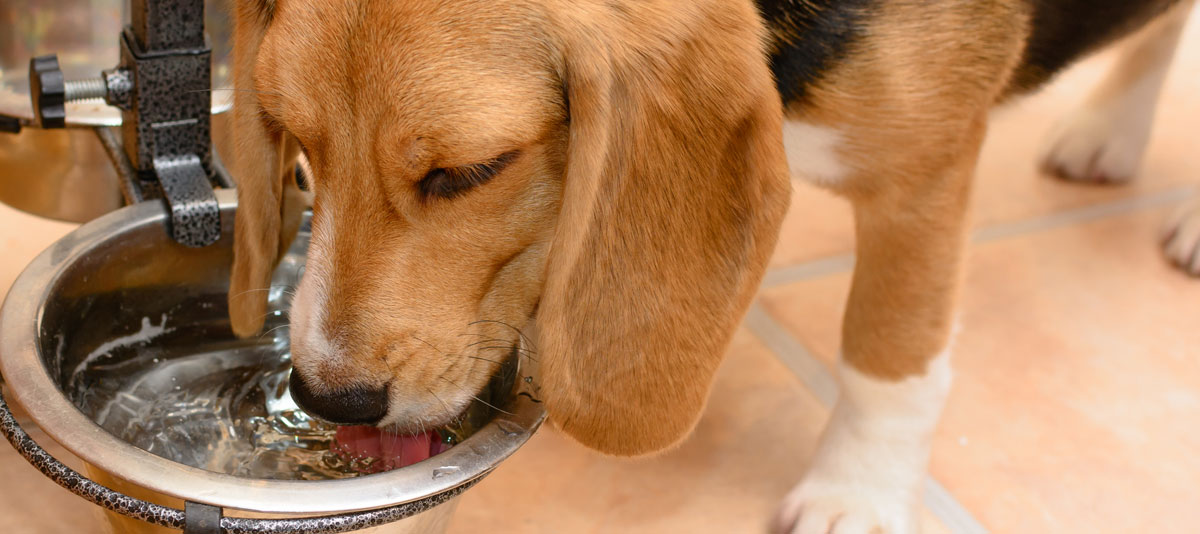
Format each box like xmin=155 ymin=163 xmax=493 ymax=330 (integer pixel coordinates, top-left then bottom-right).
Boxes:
xmin=744 ymin=302 xmax=838 ymax=405
xmin=762 ymin=185 xmax=1197 ymax=289
xmin=923 ymin=479 xmax=990 ymax=534
xmin=743 ymin=301 xmax=991 ymax=534
xmin=969 ymin=186 xmax=1195 ymax=243
xmin=762 ymin=254 xmax=856 ymax=289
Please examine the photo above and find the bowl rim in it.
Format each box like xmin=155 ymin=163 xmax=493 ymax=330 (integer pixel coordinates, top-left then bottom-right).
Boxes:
xmin=0 ymin=189 xmax=545 ymax=514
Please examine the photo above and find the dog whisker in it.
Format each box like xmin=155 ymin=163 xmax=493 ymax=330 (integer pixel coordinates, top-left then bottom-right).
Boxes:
xmin=425 ymin=388 xmax=464 ymax=429
xmin=228 ymin=286 xmax=285 ymax=299
xmin=258 ymin=322 xmax=288 ymax=336
xmin=467 ymin=319 xmax=537 ymax=352
xmin=415 ymin=337 xmax=489 ymax=365
xmin=411 ymin=335 xmax=447 ymax=356
xmin=257 ymin=308 xmax=283 ymax=320
xmin=462 ymin=337 xmax=539 ymax=365
xmin=462 ymin=336 xmax=503 ymax=345
xmin=474 ymin=346 xmax=538 ymax=363
xmin=437 ymin=376 xmax=515 ymax=416
xmin=463 ymin=337 xmax=534 ymax=353
xmin=257 ymin=323 xmax=290 ymax=340
xmin=414 ymin=338 xmax=511 ymax=376
xmin=461 ymin=328 xmax=538 ymax=362
xmin=464 ymin=355 xmax=504 ymax=365
xmin=426 ymin=349 xmax=504 ymax=367
xmin=474 ymin=345 xmax=536 ymax=355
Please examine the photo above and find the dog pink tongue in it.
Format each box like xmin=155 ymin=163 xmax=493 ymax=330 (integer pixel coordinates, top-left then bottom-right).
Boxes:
xmin=334 ymin=426 xmax=441 ymax=473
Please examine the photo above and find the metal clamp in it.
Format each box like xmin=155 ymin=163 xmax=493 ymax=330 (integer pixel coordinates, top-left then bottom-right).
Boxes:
xmin=154 ymin=152 xmax=221 ymax=247
xmin=25 ymin=0 xmax=224 ymax=248
xmin=185 ymin=501 xmax=222 ymax=534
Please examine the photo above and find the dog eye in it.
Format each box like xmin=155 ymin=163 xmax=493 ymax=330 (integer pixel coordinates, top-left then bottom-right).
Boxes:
xmin=418 ymin=150 xmax=519 ymax=200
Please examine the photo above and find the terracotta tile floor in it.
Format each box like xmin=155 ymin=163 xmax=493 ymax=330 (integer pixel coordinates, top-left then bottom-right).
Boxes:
xmin=3 ymin=13 xmax=1200 ymax=534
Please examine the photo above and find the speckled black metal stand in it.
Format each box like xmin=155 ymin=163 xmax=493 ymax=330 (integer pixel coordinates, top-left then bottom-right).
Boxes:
xmin=0 ymin=386 xmax=479 ymax=533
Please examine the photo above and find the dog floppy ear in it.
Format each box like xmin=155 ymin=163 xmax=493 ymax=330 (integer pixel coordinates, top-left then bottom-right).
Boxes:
xmin=227 ymin=0 xmax=305 ymax=338
xmin=536 ymin=4 xmax=791 ymax=456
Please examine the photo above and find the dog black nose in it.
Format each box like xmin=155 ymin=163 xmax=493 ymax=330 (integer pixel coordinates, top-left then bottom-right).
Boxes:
xmin=288 ymin=370 xmax=389 ymax=425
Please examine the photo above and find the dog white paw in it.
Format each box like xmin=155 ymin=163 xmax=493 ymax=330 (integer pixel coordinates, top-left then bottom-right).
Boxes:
xmin=1164 ymin=199 xmax=1200 ymax=275
xmin=1038 ymin=104 xmax=1153 ymax=184
xmin=772 ymin=354 xmax=951 ymax=534
xmin=772 ymin=477 xmax=919 ymax=534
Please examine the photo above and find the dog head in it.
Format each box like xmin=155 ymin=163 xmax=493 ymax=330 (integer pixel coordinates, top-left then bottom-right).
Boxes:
xmin=228 ymin=0 xmax=790 ymax=456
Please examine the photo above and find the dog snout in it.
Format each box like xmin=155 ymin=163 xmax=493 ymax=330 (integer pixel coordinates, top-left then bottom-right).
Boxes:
xmin=288 ymin=369 xmax=389 ymax=425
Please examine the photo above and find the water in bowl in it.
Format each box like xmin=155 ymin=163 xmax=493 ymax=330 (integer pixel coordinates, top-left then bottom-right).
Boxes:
xmin=66 ymin=294 xmax=502 ymax=481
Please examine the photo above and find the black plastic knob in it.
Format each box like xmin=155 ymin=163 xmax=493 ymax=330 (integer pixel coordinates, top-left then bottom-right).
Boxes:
xmin=29 ymin=55 xmax=65 ymax=129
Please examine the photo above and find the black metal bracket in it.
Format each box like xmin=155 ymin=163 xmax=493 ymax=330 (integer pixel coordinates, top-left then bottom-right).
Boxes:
xmin=27 ymin=0 xmax=223 ymax=248
xmin=154 ymin=154 xmax=222 ymax=247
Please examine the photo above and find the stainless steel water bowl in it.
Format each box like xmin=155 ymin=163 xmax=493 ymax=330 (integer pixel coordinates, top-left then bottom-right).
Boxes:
xmin=0 ymin=189 xmax=544 ymax=516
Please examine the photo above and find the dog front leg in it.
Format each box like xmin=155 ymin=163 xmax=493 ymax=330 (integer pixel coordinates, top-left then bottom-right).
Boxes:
xmin=774 ymin=117 xmax=984 ymax=534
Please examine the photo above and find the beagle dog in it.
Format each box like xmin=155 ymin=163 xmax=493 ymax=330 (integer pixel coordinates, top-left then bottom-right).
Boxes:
xmin=226 ymin=1 xmax=1194 ymax=532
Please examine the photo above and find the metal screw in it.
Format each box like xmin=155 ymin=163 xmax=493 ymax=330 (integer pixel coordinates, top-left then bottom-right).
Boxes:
xmin=63 ymin=77 xmax=108 ymax=102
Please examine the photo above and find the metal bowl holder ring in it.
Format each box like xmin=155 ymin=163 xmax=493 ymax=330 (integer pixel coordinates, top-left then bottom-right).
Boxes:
xmin=0 ymin=1 xmax=543 ymax=532
xmin=0 ymin=388 xmax=481 ymax=534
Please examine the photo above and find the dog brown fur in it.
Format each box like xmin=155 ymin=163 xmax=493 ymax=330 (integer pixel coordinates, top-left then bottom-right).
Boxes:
xmin=229 ymin=0 xmax=790 ymax=456
xmin=223 ymin=0 xmax=1196 ymax=531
